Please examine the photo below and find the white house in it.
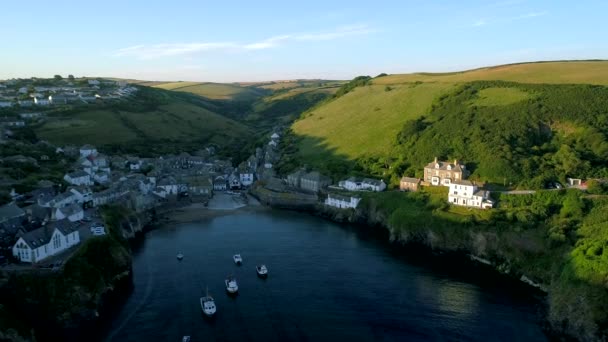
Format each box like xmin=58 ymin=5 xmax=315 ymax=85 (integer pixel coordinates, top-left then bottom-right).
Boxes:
xmin=48 ymin=192 xmax=76 ymax=208
xmin=79 ymin=144 xmax=97 ymax=158
xmin=271 ymin=133 xmax=280 ymax=140
xmin=68 ymin=186 xmax=92 ymax=204
xmin=157 ymin=176 xmax=179 ymax=195
xmin=12 ymin=220 xmax=81 ymax=263
xmin=64 ymin=170 xmax=92 ymax=186
xmin=229 ymin=174 xmax=241 ymax=190
xmin=325 ymin=194 xmax=361 ymax=209
xmin=19 ymin=112 xmax=43 ymax=119
xmin=447 ymin=180 xmax=494 ymax=209
xmin=54 ymin=203 xmax=84 ymax=222
xmin=239 ymin=171 xmax=254 ymax=187
xmin=92 ymin=171 xmax=110 ymax=184
xmin=88 ymin=79 xmax=100 ymax=86
xmin=34 ymin=97 xmax=50 ymax=106
xmin=268 ymin=140 xmax=278 ymax=147
xmin=90 ymin=222 xmax=106 ymax=236
xmin=338 ymin=177 xmax=386 ymax=192
xmin=213 ymin=176 xmax=227 ymax=191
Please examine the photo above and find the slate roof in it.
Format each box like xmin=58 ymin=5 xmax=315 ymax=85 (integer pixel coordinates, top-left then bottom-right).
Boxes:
xmin=424 ymin=159 xmax=466 ymax=173
xmin=19 ymin=226 xmax=54 ymax=249
xmin=0 ymin=203 xmax=25 ymax=223
xmin=400 ymin=177 xmax=420 ymax=184
xmin=67 ymin=170 xmax=89 ymax=178
xmin=451 ymin=180 xmax=474 ymax=186
xmin=19 ymin=219 xmax=80 ymax=249
xmin=57 ymin=203 xmax=82 ymax=217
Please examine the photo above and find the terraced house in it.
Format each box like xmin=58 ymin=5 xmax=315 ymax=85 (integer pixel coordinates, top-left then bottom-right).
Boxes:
xmin=424 ymin=158 xmax=468 ymax=186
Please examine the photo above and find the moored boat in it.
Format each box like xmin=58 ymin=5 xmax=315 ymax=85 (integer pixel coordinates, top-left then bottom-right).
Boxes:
xmin=233 ymin=254 xmax=242 ymax=265
xmin=200 ymin=287 xmax=216 ymax=317
xmin=256 ymin=264 xmax=268 ymax=278
xmin=225 ymin=275 xmax=239 ymax=294
xmin=182 ymin=336 xmax=191 ymax=342
xmin=177 ymin=252 xmax=184 ymax=260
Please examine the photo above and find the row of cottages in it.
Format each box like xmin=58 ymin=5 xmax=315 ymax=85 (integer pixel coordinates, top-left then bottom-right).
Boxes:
xmin=12 ymin=219 xmax=81 ymax=263
xmin=424 ymin=157 xmax=468 ymax=186
xmin=287 ymin=170 xmax=332 ymax=193
xmin=338 ymin=177 xmax=386 ymax=192
xmin=324 ymin=193 xmax=361 ymax=209
xmin=448 ymin=180 xmax=494 ymax=209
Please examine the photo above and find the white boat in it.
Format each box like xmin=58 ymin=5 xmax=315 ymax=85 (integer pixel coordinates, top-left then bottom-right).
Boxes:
xmin=233 ymin=254 xmax=242 ymax=265
xmin=225 ymin=276 xmax=239 ymax=294
xmin=200 ymin=287 xmax=216 ymax=316
xmin=256 ymin=264 xmax=268 ymax=278
xmin=182 ymin=336 xmax=191 ymax=342
xmin=176 ymin=252 xmax=184 ymax=260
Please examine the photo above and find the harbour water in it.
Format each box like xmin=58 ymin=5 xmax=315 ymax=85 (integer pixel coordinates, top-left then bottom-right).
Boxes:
xmin=103 ymin=209 xmax=546 ymax=341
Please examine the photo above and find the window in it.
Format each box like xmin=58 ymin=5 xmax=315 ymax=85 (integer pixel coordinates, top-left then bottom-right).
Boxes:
xmin=53 ymin=234 xmax=62 ymax=250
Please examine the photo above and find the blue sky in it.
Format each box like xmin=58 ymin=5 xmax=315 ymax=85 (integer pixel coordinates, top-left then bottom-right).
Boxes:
xmin=1 ymin=0 xmax=606 ymax=82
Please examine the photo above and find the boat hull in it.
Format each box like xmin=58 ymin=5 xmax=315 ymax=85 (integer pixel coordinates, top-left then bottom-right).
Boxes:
xmin=256 ymin=271 xmax=268 ymax=278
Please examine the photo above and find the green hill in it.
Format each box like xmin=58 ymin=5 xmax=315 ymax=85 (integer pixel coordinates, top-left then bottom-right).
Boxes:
xmin=35 ymin=86 xmax=251 ymax=156
xmin=374 ymin=60 xmax=608 ymax=85
xmin=154 ymin=82 xmax=267 ymax=101
xmin=288 ymin=61 xmax=608 ymax=183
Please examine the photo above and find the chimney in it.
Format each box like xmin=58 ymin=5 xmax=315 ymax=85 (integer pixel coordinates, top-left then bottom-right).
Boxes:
xmin=434 ymin=157 xmax=437 ymax=163
xmin=454 ymin=159 xmax=458 ymax=165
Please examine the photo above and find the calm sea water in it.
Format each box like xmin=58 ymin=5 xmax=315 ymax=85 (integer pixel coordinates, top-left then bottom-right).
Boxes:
xmin=103 ymin=209 xmax=546 ymax=342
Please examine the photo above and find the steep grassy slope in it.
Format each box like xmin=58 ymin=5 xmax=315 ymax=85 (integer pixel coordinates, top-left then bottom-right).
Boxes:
xmin=374 ymin=60 xmax=608 ymax=85
xmin=292 ymin=82 xmax=453 ymax=161
xmin=289 ymin=61 xmax=608 ymax=179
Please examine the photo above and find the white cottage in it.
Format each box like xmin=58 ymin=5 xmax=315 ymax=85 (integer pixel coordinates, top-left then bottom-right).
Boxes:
xmin=12 ymin=220 xmax=81 ymax=263
xmin=54 ymin=203 xmax=84 ymax=222
xmin=79 ymin=144 xmax=97 ymax=158
xmin=339 ymin=177 xmax=386 ymax=192
xmin=325 ymin=194 xmax=361 ymax=209
xmin=447 ymin=180 xmax=493 ymax=209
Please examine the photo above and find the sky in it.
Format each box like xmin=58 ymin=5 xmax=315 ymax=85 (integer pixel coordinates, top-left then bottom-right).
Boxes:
xmin=1 ymin=0 xmax=607 ymax=82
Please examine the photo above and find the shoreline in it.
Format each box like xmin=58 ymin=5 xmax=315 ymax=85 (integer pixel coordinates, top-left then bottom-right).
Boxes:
xmin=154 ymin=194 xmax=270 ymax=226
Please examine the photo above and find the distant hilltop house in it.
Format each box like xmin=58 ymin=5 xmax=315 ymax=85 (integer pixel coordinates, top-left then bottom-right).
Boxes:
xmin=399 ymin=177 xmax=421 ymax=192
xmin=338 ymin=177 xmax=386 ymax=192
xmin=325 ymin=193 xmax=361 ymax=209
xmin=424 ymin=157 xmax=468 ymax=186
xmin=448 ymin=180 xmax=493 ymax=209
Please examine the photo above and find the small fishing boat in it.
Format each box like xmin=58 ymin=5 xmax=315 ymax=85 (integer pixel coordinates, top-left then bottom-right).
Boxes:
xmin=233 ymin=254 xmax=242 ymax=265
xmin=256 ymin=264 xmax=268 ymax=278
xmin=176 ymin=252 xmax=184 ymax=260
xmin=225 ymin=275 xmax=239 ymax=294
xmin=200 ymin=287 xmax=216 ymax=317
xmin=182 ymin=336 xmax=191 ymax=342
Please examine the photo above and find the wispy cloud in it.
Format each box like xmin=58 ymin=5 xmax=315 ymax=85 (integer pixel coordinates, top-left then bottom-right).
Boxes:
xmin=113 ymin=25 xmax=375 ymax=59
xmin=514 ymin=11 xmax=548 ymax=19
xmin=470 ymin=10 xmax=548 ymax=27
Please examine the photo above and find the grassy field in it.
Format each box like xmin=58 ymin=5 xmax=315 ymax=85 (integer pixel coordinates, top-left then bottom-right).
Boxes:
xmin=471 ymin=87 xmax=533 ymax=107
xmin=154 ymin=82 xmax=266 ymax=101
xmin=36 ymin=101 xmax=249 ymax=147
xmin=292 ymin=82 xmax=453 ymax=161
xmin=373 ymin=61 xmax=608 ymax=85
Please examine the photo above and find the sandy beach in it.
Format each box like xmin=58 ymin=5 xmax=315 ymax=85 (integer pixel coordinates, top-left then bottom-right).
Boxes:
xmin=161 ymin=193 xmax=267 ymax=224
